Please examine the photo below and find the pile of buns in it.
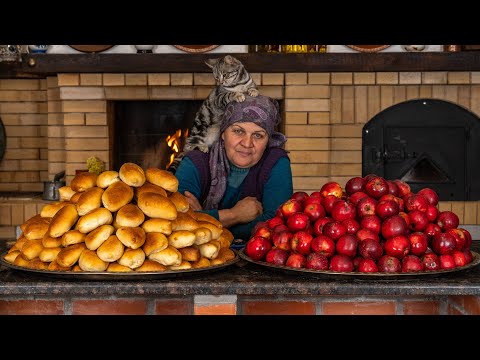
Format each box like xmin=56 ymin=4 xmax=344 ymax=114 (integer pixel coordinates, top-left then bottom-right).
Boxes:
xmin=3 ymin=163 xmax=236 ymax=273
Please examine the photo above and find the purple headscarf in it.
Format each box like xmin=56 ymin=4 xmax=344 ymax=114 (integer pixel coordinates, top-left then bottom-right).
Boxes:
xmin=203 ymin=95 xmax=287 ymax=210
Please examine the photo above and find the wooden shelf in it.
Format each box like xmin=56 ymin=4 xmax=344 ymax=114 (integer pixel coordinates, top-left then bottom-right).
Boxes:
xmin=1 ymin=52 xmax=480 ymax=78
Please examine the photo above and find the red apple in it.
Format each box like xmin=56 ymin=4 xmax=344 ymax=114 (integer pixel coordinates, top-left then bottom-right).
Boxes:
xmin=322 ymin=195 xmax=341 ymax=214
xmin=305 ymin=253 xmax=329 ymax=270
xmin=365 ymin=176 xmax=389 ymax=199
xmin=358 ymin=238 xmax=383 ymax=260
xmin=253 ymin=225 xmax=272 ymax=240
xmin=425 ymin=205 xmax=439 ymax=222
xmin=329 ymin=254 xmax=354 ymax=272
xmin=265 ymin=248 xmax=289 ymax=266
xmin=460 ymin=228 xmax=473 ymax=249
xmin=272 ymin=223 xmax=289 ymax=234
xmin=322 ymin=221 xmax=347 ymax=241
xmin=320 ymin=181 xmax=343 ymax=198
xmin=357 ymin=258 xmax=378 ymax=272
xmin=408 ymin=210 xmax=429 ymax=232
xmin=341 ymin=218 xmax=360 ymax=235
xmin=335 ymin=234 xmax=358 ymax=258
xmin=356 ymin=228 xmax=380 ymax=242
xmin=398 ymin=211 xmax=411 ymax=229
xmin=245 ymin=235 xmax=272 ymax=261
xmin=401 ymin=255 xmax=424 ymax=272
xmin=439 ymin=254 xmax=456 ymax=269
xmin=266 ymin=216 xmax=284 ymax=230
xmin=379 ymin=194 xmax=404 ymax=211
xmin=310 ymin=191 xmax=322 ymax=198
xmin=436 ymin=211 xmax=460 ymax=231
xmin=431 ymin=232 xmax=457 ymax=255
xmin=452 ymin=250 xmax=468 ymax=268
xmin=303 ymin=202 xmax=326 ymax=222
xmin=422 ymin=252 xmax=441 ymax=271
xmin=408 ymin=232 xmax=429 ymax=257
xmin=291 ymin=191 xmax=309 ymax=203
xmin=311 ymin=235 xmax=336 ymax=257
xmin=331 ymin=200 xmax=357 ymax=222
xmin=381 ymin=215 xmax=408 ymax=239
xmin=272 ymin=231 xmax=293 ymax=251
xmin=360 ymin=215 xmax=382 ymax=234
xmin=313 ymin=217 xmax=334 ymax=236
xmin=304 ymin=195 xmax=323 ymax=207
xmin=286 ymin=212 xmax=310 ymax=232
xmin=290 ymin=230 xmax=313 ymax=255
xmin=384 ymin=235 xmax=410 ymax=259
xmin=356 ymin=197 xmax=377 ymax=218
xmin=375 ymin=199 xmax=399 ymax=219
xmin=386 ymin=180 xmax=399 ymax=196
xmin=405 ymin=193 xmax=429 ymax=213
xmin=417 ymin=187 xmax=439 ymax=206
xmin=463 ymin=248 xmax=473 ymax=263
xmin=349 ymin=191 xmax=369 ymax=206
xmin=377 ymin=255 xmax=402 ymax=273
xmin=393 ymin=179 xmax=411 ymax=198
xmin=424 ymin=223 xmax=442 ymax=238
xmin=446 ymin=228 xmax=467 ymax=251
xmin=252 ymin=221 xmax=268 ymax=235
xmin=345 ymin=176 xmax=366 ymax=195
xmin=280 ymin=199 xmax=303 ymax=218
xmin=363 ymin=174 xmax=378 ymax=183
xmin=285 ymin=253 xmax=306 ymax=268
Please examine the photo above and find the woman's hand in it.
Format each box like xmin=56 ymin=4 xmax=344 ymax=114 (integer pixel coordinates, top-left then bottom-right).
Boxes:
xmin=184 ymin=191 xmax=202 ymax=211
xmin=219 ymin=196 xmax=263 ymax=228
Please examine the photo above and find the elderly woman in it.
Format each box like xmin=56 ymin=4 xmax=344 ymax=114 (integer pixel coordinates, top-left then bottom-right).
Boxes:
xmin=175 ymin=95 xmax=293 ymax=244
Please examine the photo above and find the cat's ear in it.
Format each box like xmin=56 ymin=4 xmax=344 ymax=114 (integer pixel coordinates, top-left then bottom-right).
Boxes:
xmin=205 ymin=58 xmax=219 ymax=69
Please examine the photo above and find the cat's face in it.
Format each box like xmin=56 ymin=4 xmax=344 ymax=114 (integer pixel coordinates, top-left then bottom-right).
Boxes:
xmin=208 ymin=56 xmax=243 ymax=86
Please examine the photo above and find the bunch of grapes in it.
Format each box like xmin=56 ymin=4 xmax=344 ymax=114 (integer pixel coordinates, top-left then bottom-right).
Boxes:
xmin=86 ymin=156 xmax=105 ymax=175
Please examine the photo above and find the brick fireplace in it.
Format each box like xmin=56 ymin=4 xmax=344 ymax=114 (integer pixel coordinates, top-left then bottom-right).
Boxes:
xmin=1 ymin=70 xmax=480 ymax=238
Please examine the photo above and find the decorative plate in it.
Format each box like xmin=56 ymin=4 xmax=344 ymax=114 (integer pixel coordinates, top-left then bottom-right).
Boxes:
xmin=346 ymin=45 xmax=391 ymax=52
xmin=173 ymin=45 xmax=220 ymax=53
xmin=238 ymin=249 xmax=480 ymax=280
xmin=69 ymin=45 xmax=114 ymax=53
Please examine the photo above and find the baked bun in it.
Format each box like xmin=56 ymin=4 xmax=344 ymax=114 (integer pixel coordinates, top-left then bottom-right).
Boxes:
xmin=78 ymin=249 xmax=108 ymax=272
xmin=4 ymin=250 xmax=21 ymax=264
xmin=172 ymin=212 xmax=198 ymax=231
xmin=40 ymin=201 xmax=70 ymax=218
xmin=41 ymin=234 xmax=63 ymax=248
xmin=145 ymin=168 xmax=179 ymax=193
xmin=168 ymin=192 xmax=189 ymax=213
xmin=148 ymin=245 xmax=182 ymax=266
xmin=11 ymin=235 xmax=27 ymax=252
xmin=26 ymin=258 xmax=49 ymax=270
xmin=85 ymin=224 xmax=115 ymax=250
xmin=102 ymin=181 xmax=134 ymax=212
xmin=168 ymin=260 xmax=192 ymax=271
xmin=114 ymin=204 xmax=145 ymax=228
xmin=119 ymin=162 xmax=146 ymax=187
xmin=69 ymin=192 xmax=82 ymax=204
xmin=178 ymin=246 xmax=200 ymax=262
xmin=191 ymin=257 xmax=211 ymax=269
xmin=168 ymin=230 xmax=196 ymax=249
xmin=135 ymin=182 xmax=167 ymax=200
xmin=198 ymin=240 xmax=221 ymax=260
xmin=142 ymin=232 xmax=169 ymax=256
xmin=218 ymin=228 xmax=234 ymax=248
xmin=136 ymin=259 xmax=167 ymax=272
xmin=61 ymin=229 xmax=86 ymax=247
xmin=116 ymin=227 xmax=146 ymax=249
xmin=48 ymin=203 xmax=79 ymax=238
xmin=96 ymin=170 xmax=120 ymax=188
xmin=137 ymin=192 xmax=177 ymax=220
xmin=70 ymin=171 xmax=98 ymax=192
xmin=59 ymin=186 xmax=76 ymax=201
xmin=39 ymin=247 xmax=62 ymax=263
xmin=23 ymin=216 xmax=51 ymax=240
xmin=56 ymin=243 xmax=86 ymax=267
xmin=76 ymin=207 xmax=113 ymax=234
xmin=21 ymin=239 xmax=44 ymax=260
xmin=193 ymin=212 xmax=223 ymax=229
xmin=197 ymin=221 xmax=223 ymax=240
xmin=13 ymin=253 xmax=31 ymax=267
xmin=141 ymin=218 xmax=172 ymax=235
xmin=216 ymin=247 xmax=236 ymax=262
xmin=96 ymin=235 xmax=124 ymax=262
xmin=118 ymin=248 xmax=146 ymax=269
xmin=107 ymin=262 xmax=133 ymax=272
xmin=210 ymin=257 xmax=226 ymax=266
xmin=72 ymin=264 xmax=82 ymax=272
xmin=21 ymin=214 xmax=43 ymax=233
xmin=76 ymin=187 xmax=104 ymax=216
xmin=194 ymin=227 xmax=212 ymax=245
xmin=47 ymin=261 xmax=72 ymax=271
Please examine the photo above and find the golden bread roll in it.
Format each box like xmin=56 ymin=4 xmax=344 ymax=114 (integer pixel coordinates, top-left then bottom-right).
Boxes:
xmin=39 ymin=247 xmax=62 ymax=263
xmin=40 ymin=201 xmax=70 ymax=218
xmin=193 ymin=212 xmax=223 ymax=229
xmin=70 ymin=171 xmax=98 ymax=192
xmin=26 ymin=258 xmax=49 ymax=270
xmin=59 ymin=186 xmax=76 ymax=201
xmin=198 ymin=240 xmax=221 ymax=260
xmin=218 ymin=228 xmax=234 ymax=246
xmin=3 ymin=250 xmax=21 ymax=264
xmin=197 ymin=221 xmax=223 ymax=240
xmin=145 ymin=168 xmax=179 ymax=193
xmin=23 ymin=216 xmax=51 ymax=240
xmin=114 ymin=204 xmax=145 ymax=228
xmin=76 ymin=207 xmax=113 ymax=234
xmin=21 ymin=239 xmax=44 ymax=260
xmin=148 ymin=245 xmax=182 ymax=266
xmin=101 ymin=181 xmax=134 ymax=212
xmin=96 ymin=235 xmax=124 ymax=262
xmin=69 ymin=192 xmax=82 ymax=204
xmin=194 ymin=227 xmax=212 ymax=246
xmin=78 ymin=249 xmax=108 ymax=272
xmin=172 ymin=212 xmax=198 ymax=231
xmin=85 ymin=224 xmax=115 ymax=250
xmin=217 ymin=247 xmax=236 ymax=262
xmin=191 ymin=257 xmax=211 ymax=269
xmin=119 ymin=162 xmax=146 ymax=187
xmin=72 ymin=265 xmax=82 ymax=272
xmin=21 ymin=214 xmax=43 ymax=233
xmin=48 ymin=203 xmax=79 ymax=238
xmin=141 ymin=218 xmax=172 ymax=235
xmin=107 ymin=262 xmax=134 ymax=272
xmin=76 ymin=187 xmax=104 ymax=216
xmin=118 ymin=248 xmax=146 ymax=269
xmin=168 ymin=191 xmax=189 ymax=213
xmin=137 ymin=192 xmax=177 ymax=220
xmin=142 ymin=232 xmax=169 ymax=256
xmin=47 ymin=261 xmax=72 ymax=272
xmin=168 ymin=230 xmax=196 ymax=249
xmin=11 ymin=235 xmax=28 ymax=252
xmin=13 ymin=253 xmax=31 ymax=267
xmin=136 ymin=259 xmax=167 ymax=272
xmin=210 ymin=257 xmax=226 ymax=266
xmin=135 ymin=182 xmax=167 ymax=200
xmin=56 ymin=243 xmax=86 ymax=267
xmin=168 ymin=260 xmax=192 ymax=271
xmin=61 ymin=229 xmax=86 ymax=247
xmin=116 ymin=227 xmax=146 ymax=249
xmin=96 ymin=170 xmax=120 ymax=188
xmin=178 ymin=246 xmax=200 ymax=262
xmin=41 ymin=234 xmax=63 ymax=248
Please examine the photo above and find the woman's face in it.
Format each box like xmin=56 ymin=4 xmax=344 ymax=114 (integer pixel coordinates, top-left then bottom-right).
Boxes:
xmin=222 ymin=122 xmax=269 ymax=168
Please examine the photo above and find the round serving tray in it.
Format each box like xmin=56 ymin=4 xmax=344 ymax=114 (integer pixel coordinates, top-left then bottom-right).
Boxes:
xmin=0 ymin=251 xmax=239 ymax=281
xmin=238 ymin=249 xmax=480 ymax=279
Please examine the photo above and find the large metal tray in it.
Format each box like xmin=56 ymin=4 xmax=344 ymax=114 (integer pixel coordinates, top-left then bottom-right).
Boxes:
xmin=238 ymin=249 xmax=480 ymax=280
xmin=0 ymin=251 xmax=239 ymax=281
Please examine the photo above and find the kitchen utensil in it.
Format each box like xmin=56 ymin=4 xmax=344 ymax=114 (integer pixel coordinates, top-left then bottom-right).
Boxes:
xmin=42 ymin=170 xmax=66 ymax=201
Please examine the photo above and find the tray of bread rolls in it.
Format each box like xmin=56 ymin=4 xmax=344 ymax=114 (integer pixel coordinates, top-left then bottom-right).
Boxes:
xmin=0 ymin=164 xmax=239 ymax=280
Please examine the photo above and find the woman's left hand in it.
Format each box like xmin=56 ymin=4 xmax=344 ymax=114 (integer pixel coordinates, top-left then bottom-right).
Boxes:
xmin=184 ymin=191 xmax=202 ymax=211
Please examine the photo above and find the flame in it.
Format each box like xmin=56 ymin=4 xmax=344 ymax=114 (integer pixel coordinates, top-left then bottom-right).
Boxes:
xmin=165 ymin=129 xmax=188 ymax=169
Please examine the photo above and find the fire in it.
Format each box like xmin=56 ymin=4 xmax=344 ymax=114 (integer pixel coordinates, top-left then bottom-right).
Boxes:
xmin=166 ymin=129 xmax=188 ymax=169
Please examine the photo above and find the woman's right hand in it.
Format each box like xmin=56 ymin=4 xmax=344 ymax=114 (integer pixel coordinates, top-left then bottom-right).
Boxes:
xmin=230 ymin=196 xmax=263 ymax=224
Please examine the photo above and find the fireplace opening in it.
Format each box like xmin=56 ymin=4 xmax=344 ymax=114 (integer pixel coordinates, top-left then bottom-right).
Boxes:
xmin=111 ymin=100 xmax=203 ymax=171
xmin=362 ymin=99 xmax=480 ymax=201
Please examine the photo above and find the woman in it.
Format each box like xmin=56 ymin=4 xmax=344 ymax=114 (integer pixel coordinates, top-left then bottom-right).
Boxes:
xmin=175 ymin=95 xmax=293 ymax=244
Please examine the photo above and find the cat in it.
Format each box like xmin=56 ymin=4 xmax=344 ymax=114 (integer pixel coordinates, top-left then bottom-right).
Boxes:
xmin=167 ymin=54 xmax=259 ymax=173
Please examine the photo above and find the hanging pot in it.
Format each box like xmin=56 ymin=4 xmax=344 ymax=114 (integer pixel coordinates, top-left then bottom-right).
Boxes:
xmin=42 ymin=170 xmax=66 ymax=201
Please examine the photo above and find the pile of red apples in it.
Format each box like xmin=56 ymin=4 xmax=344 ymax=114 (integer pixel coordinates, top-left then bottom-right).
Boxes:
xmin=244 ymin=175 xmax=475 ymax=273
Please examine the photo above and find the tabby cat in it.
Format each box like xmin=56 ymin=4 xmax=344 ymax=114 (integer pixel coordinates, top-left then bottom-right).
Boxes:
xmin=167 ymin=55 xmax=259 ymax=173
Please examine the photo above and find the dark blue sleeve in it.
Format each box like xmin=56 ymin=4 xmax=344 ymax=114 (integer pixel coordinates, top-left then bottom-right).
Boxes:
xmin=175 ymin=157 xmax=202 ymax=201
